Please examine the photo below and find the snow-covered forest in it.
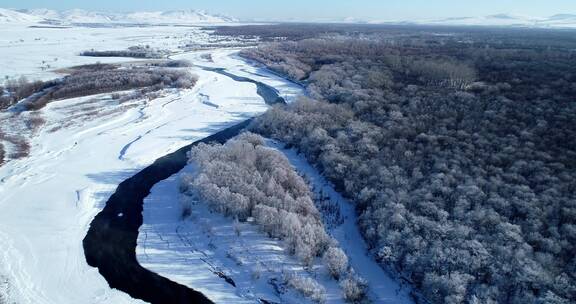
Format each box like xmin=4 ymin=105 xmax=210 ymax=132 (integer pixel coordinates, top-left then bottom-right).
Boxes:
xmin=225 ymin=27 xmax=576 ymax=304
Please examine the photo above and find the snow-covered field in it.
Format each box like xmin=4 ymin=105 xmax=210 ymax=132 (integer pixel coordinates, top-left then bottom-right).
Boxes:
xmin=0 ymin=24 xmax=222 ymax=82
xmin=0 ymin=24 xmax=298 ymax=304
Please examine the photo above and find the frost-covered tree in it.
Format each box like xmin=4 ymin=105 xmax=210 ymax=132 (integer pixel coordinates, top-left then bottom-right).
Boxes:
xmin=285 ymin=273 xmax=327 ymax=304
xmin=324 ymin=247 xmax=348 ymax=279
xmin=340 ymin=275 xmax=368 ymax=303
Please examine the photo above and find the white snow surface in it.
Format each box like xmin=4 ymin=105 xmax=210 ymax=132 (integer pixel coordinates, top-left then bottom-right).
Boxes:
xmin=0 ymin=8 xmax=44 ymax=24
xmin=0 ymin=25 xmax=299 ymax=304
xmin=0 ymin=25 xmax=217 ymax=83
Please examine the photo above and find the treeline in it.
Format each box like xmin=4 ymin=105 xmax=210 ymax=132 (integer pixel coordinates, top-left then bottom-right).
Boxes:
xmin=0 ymin=77 xmax=50 ymax=110
xmin=150 ymin=60 xmax=194 ymax=68
xmin=241 ymin=39 xmax=478 ymax=90
xmin=80 ymin=45 xmax=168 ymax=59
xmin=246 ymin=31 xmax=576 ymax=304
xmin=213 ymin=23 xmax=576 ymax=51
xmin=0 ymin=142 xmax=4 ymax=167
xmin=5 ymin=67 xmax=196 ymax=111
xmin=180 ymin=133 xmax=368 ymax=303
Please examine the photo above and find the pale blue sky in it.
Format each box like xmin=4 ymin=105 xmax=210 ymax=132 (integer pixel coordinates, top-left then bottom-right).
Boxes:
xmin=4 ymin=0 xmax=576 ymax=21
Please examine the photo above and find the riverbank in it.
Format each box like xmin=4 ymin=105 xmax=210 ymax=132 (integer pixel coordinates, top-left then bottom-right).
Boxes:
xmin=82 ymin=53 xmax=292 ymax=303
xmin=83 ymin=119 xmax=252 ymax=304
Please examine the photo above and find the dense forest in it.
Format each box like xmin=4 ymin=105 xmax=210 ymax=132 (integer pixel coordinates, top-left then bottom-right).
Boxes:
xmin=214 ymin=25 xmax=576 ymax=304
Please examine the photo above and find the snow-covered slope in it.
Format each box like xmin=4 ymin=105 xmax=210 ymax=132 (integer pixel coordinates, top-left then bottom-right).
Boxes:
xmin=124 ymin=10 xmax=236 ymax=24
xmin=0 ymin=8 xmax=44 ymax=24
xmin=426 ymin=14 xmax=541 ymax=27
xmin=543 ymin=14 xmax=576 ymax=28
xmin=402 ymin=13 xmax=576 ymax=29
xmin=11 ymin=8 xmax=235 ymax=25
xmin=52 ymin=9 xmax=117 ymax=24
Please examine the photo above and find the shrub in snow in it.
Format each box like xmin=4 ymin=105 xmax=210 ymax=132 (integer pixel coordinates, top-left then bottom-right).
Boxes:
xmin=323 ymin=246 xmax=348 ymax=279
xmin=252 ymin=262 xmax=263 ymax=280
xmin=157 ymin=60 xmax=193 ymax=68
xmin=233 ymin=218 xmax=242 ymax=236
xmin=340 ymin=275 xmax=368 ymax=303
xmin=285 ymin=273 xmax=326 ymax=304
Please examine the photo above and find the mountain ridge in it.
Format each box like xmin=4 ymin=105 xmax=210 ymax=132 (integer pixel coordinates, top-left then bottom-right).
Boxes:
xmin=367 ymin=13 xmax=576 ymax=29
xmin=1 ymin=8 xmax=236 ymax=25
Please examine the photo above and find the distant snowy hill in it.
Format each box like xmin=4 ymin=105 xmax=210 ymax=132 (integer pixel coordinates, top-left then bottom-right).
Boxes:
xmin=405 ymin=13 xmax=576 ymax=29
xmin=7 ymin=8 xmax=235 ymax=25
xmin=0 ymin=8 xmax=44 ymax=24
xmin=123 ymin=10 xmax=237 ymax=24
xmin=334 ymin=13 xmax=576 ymax=29
xmin=422 ymin=14 xmax=542 ymax=27
xmin=543 ymin=14 xmax=576 ymax=28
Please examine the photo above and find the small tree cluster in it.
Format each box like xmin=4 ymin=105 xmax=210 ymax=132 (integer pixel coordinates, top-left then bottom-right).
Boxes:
xmin=323 ymin=246 xmax=348 ymax=279
xmin=154 ymin=60 xmax=194 ymax=68
xmin=340 ymin=275 xmax=368 ymax=303
xmin=0 ymin=77 xmax=48 ymax=110
xmin=284 ymin=272 xmax=327 ymax=304
xmin=181 ymin=132 xmax=330 ymax=265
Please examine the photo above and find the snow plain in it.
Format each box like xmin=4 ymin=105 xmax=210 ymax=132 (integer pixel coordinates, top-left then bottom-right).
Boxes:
xmin=0 ymin=24 xmax=218 ymax=82
xmin=0 ymin=24 xmax=298 ymax=304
